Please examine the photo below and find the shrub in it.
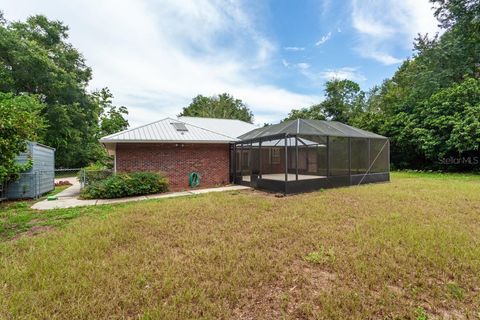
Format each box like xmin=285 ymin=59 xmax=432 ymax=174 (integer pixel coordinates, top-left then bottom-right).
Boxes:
xmin=81 ymin=172 xmax=168 ymax=199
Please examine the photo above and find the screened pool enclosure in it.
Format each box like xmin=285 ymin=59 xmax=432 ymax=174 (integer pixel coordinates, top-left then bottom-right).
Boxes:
xmin=231 ymin=119 xmax=389 ymax=194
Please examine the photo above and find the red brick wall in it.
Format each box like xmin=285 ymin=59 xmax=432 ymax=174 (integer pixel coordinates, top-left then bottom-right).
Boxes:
xmin=116 ymin=143 xmax=230 ymax=190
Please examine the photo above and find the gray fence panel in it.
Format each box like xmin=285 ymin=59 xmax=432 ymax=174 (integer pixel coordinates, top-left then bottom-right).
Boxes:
xmin=6 ymin=173 xmax=36 ymax=199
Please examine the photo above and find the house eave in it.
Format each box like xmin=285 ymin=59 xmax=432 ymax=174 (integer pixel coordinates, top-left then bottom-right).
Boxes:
xmin=99 ymin=139 xmax=236 ymax=144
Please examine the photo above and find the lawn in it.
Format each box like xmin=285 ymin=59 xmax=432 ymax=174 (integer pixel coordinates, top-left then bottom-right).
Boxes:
xmin=1 ymin=172 xmax=479 ymax=319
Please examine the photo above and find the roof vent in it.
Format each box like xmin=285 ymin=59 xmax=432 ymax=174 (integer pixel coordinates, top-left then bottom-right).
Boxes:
xmin=171 ymin=122 xmax=188 ymax=132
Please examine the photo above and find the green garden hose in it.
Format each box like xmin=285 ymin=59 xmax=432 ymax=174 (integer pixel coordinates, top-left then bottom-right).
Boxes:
xmin=188 ymin=172 xmax=200 ymax=188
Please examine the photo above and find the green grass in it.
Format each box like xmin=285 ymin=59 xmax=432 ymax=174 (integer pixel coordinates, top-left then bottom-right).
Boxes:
xmin=0 ymin=186 xmax=86 ymax=241
xmin=1 ymin=172 xmax=480 ymax=319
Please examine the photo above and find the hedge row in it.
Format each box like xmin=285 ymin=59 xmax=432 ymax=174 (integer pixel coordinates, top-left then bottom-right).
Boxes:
xmin=80 ymin=172 xmax=168 ymax=199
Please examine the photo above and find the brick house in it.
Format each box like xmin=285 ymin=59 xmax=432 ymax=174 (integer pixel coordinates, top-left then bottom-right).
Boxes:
xmin=100 ymin=117 xmax=257 ymax=190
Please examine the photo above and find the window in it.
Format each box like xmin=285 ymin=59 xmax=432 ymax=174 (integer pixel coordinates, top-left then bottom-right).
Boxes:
xmin=271 ymin=148 xmax=281 ymax=164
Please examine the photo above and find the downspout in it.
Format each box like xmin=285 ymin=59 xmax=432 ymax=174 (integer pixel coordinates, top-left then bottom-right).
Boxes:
xmin=114 ymin=143 xmax=117 ymax=174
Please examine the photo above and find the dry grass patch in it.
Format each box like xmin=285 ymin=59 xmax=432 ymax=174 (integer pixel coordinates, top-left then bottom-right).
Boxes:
xmin=0 ymin=172 xmax=480 ymax=319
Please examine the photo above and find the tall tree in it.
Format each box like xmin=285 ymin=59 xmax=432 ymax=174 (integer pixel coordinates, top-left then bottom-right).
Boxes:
xmin=284 ymin=104 xmax=325 ymax=121
xmin=284 ymin=79 xmax=365 ymax=123
xmin=179 ymin=93 xmax=254 ymax=123
xmin=351 ymin=0 xmax=480 ymax=170
xmin=0 ymin=93 xmax=45 ymax=183
xmin=322 ymin=79 xmax=365 ymax=123
xmin=0 ymin=14 xmax=129 ymax=168
xmin=93 ymin=88 xmax=129 ymax=137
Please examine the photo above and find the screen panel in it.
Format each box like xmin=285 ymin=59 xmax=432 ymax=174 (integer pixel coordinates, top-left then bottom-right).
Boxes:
xmin=328 ymin=136 xmax=349 ymax=176
xmin=296 ymin=135 xmax=327 ymax=176
xmin=351 ymin=138 xmax=369 ymax=174
xmin=370 ymin=139 xmax=389 ymax=173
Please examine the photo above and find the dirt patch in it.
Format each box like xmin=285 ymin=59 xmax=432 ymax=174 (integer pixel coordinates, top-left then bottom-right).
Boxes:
xmin=430 ymin=308 xmax=466 ymax=320
xmin=233 ymin=260 xmax=337 ymax=319
xmin=10 ymin=225 xmax=54 ymax=241
xmin=55 ymin=180 xmax=73 ymax=186
xmin=387 ymin=284 xmax=405 ymax=296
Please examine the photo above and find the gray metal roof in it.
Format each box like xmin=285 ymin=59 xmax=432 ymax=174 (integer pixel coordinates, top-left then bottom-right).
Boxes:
xmin=178 ymin=116 xmax=258 ymax=138
xmin=239 ymin=119 xmax=387 ymax=141
xmin=100 ymin=117 xmax=238 ymax=143
xmin=247 ymin=137 xmax=325 ymax=147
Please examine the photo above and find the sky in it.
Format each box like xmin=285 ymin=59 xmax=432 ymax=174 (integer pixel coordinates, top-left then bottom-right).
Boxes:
xmin=3 ymin=0 xmax=441 ymax=127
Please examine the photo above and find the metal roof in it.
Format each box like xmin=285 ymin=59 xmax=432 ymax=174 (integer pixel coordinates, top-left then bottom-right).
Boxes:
xmin=238 ymin=119 xmax=387 ymax=141
xmin=246 ymin=137 xmax=325 ymax=147
xmin=99 ymin=117 xmax=239 ymax=143
xmin=178 ymin=116 xmax=258 ymax=138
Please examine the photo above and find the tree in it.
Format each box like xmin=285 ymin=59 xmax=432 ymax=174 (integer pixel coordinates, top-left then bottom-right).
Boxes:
xmin=0 ymin=93 xmax=45 ymax=183
xmin=179 ymin=93 xmax=254 ymax=123
xmin=94 ymin=88 xmax=129 ymax=137
xmin=284 ymin=79 xmax=365 ymax=123
xmin=284 ymin=104 xmax=325 ymax=121
xmin=322 ymin=79 xmax=366 ymax=123
xmin=347 ymin=0 xmax=480 ymax=170
xmin=0 ymin=14 xmax=129 ymax=168
xmin=414 ymin=77 xmax=480 ymax=159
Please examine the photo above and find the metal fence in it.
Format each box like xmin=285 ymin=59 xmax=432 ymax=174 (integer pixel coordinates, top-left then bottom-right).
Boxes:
xmin=54 ymin=168 xmax=82 ymax=179
xmin=79 ymin=169 xmax=114 ymax=189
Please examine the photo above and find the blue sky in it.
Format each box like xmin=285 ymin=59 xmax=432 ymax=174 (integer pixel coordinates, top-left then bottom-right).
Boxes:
xmin=4 ymin=0 xmax=440 ymax=126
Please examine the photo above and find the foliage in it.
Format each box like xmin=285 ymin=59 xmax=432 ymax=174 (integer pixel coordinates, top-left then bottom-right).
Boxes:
xmin=93 ymin=88 xmax=129 ymax=137
xmin=284 ymin=103 xmax=325 ymax=121
xmin=81 ymin=172 xmax=168 ymax=199
xmin=415 ymin=78 xmax=480 ymax=159
xmin=179 ymin=93 xmax=254 ymax=123
xmin=353 ymin=0 xmax=480 ymax=170
xmin=286 ymin=0 xmax=480 ymax=171
xmin=321 ymin=79 xmax=365 ymax=123
xmin=284 ymin=79 xmax=365 ymax=123
xmin=0 ymin=93 xmax=44 ymax=183
xmin=0 ymin=14 xmax=129 ymax=168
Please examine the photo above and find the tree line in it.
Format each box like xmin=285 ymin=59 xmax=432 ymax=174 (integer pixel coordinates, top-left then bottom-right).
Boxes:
xmin=181 ymin=1 xmax=479 ymax=171
xmin=0 ymin=13 xmax=129 ymax=182
xmin=285 ymin=0 xmax=480 ymax=171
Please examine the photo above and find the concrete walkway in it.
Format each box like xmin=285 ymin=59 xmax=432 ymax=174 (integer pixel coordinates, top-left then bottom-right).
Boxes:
xmin=31 ymin=184 xmax=250 ymax=211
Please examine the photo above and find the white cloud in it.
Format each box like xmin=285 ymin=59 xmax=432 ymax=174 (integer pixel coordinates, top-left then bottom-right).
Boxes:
xmin=351 ymin=0 xmax=440 ymax=65
xmin=321 ymin=0 xmax=332 ymax=16
xmin=367 ymin=52 xmax=402 ymax=65
xmin=318 ymin=67 xmax=366 ymax=82
xmin=296 ymin=63 xmax=310 ymax=70
xmin=300 ymin=67 xmax=366 ymax=85
xmin=284 ymin=46 xmax=305 ymax=51
xmin=315 ymin=32 xmax=332 ymax=46
xmin=281 ymin=60 xmax=310 ymax=71
xmin=2 ymin=0 xmax=318 ymax=126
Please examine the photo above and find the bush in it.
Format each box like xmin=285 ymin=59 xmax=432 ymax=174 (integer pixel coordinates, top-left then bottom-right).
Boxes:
xmin=81 ymin=172 xmax=168 ymax=199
